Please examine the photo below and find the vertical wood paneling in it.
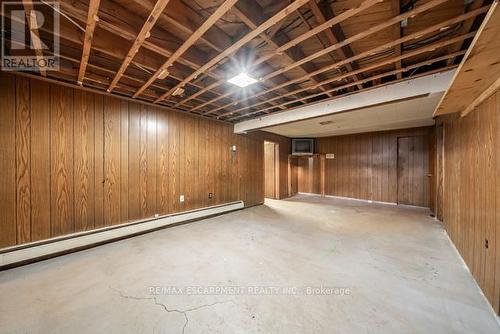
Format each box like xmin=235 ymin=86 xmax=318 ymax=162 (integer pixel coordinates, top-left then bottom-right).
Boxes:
xmin=178 ymin=113 xmax=186 ymax=210
xmin=30 ymin=80 xmax=51 ymax=241
xmin=313 ymin=127 xmax=432 ymax=205
xmin=264 ymin=142 xmax=276 ymax=199
xmin=0 ymin=73 xmax=17 ymax=247
xmin=495 ymin=91 xmax=500 ymax=315
xmin=120 ymin=101 xmax=129 ymax=223
xmin=157 ymin=109 xmax=170 ymax=215
xmin=168 ymin=111 xmax=179 ymax=213
xmin=139 ymin=104 xmax=148 ymax=217
xmin=0 ymin=74 xmax=267 ymax=249
xmin=103 ymin=97 xmax=121 ymax=225
xmin=442 ymin=89 xmax=499 ymax=314
xmin=50 ymin=85 xmax=74 ymax=237
xmin=94 ymin=95 xmax=104 ymax=228
xmin=128 ymin=102 xmax=141 ymax=220
xmin=74 ymin=90 xmax=95 ymax=232
xmin=184 ymin=115 xmax=194 ymax=209
xmin=147 ymin=107 xmax=157 ymax=216
xmin=15 ymin=77 xmax=31 ymax=244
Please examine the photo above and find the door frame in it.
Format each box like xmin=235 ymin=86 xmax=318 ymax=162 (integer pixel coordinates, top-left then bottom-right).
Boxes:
xmin=264 ymin=141 xmax=280 ymax=199
xmin=396 ymin=135 xmax=429 ymax=206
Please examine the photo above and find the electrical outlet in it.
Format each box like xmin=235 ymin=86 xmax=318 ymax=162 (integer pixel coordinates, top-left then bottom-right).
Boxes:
xmin=180 ymin=195 xmax=185 ymax=203
xmin=208 ymin=193 xmax=213 ymax=199
xmin=155 ymin=213 xmax=159 ymax=218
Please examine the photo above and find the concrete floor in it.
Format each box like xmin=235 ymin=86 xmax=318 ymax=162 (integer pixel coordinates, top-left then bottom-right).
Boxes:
xmin=0 ymin=195 xmax=499 ymax=333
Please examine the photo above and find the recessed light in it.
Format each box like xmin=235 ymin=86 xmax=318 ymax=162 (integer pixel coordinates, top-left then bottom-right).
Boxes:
xmin=228 ymin=72 xmax=258 ymax=87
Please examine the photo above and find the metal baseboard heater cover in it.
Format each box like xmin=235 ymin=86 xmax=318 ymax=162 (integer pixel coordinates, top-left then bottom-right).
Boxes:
xmin=0 ymin=201 xmax=244 ymax=270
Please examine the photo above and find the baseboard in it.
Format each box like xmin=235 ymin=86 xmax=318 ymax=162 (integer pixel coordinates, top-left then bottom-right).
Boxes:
xmin=296 ymin=192 xmax=398 ymax=206
xmin=0 ymin=201 xmax=244 ymax=271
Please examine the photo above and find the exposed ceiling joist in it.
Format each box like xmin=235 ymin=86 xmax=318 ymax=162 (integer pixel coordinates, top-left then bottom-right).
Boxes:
xmin=153 ymin=0 xmax=311 ymax=103
xmin=200 ymin=0 xmax=450 ymax=115
xmin=77 ymin=0 xmax=101 ymax=85
xmin=107 ymin=0 xmax=171 ymax=92
xmin=133 ymin=0 xmax=239 ymax=98
xmin=184 ymin=0 xmax=381 ymax=112
xmin=207 ymin=2 xmax=485 ymax=116
xmin=260 ymin=0 xmax=449 ymax=81
xmin=308 ymin=0 xmax=363 ymax=90
xmin=391 ymin=0 xmax=402 ymax=80
xmin=232 ymin=0 xmax=334 ymax=98
xmin=223 ymin=30 xmax=475 ymax=119
xmin=23 ymin=0 xmax=46 ymax=77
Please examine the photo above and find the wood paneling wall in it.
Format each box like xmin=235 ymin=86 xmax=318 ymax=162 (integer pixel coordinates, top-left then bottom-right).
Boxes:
xmin=296 ymin=127 xmax=433 ymax=205
xmin=264 ymin=142 xmax=277 ymax=199
xmin=0 ymin=73 xmax=264 ymax=248
xmin=396 ymin=135 xmax=429 ymax=207
xmin=257 ymin=132 xmax=291 ymax=199
xmin=441 ymin=89 xmax=499 ymax=314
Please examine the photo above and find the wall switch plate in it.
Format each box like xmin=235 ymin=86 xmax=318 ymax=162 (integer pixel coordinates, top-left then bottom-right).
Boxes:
xmin=209 ymin=193 xmax=213 ymax=199
xmin=326 ymin=153 xmax=335 ymax=159
xmin=180 ymin=195 xmax=185 ymax=203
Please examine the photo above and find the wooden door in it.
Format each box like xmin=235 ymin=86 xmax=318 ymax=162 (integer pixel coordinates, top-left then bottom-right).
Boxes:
xmin=264 ymin=142 xmax=277 ymax=199
xmin=397 ymin=136 xmax=429 ymax=207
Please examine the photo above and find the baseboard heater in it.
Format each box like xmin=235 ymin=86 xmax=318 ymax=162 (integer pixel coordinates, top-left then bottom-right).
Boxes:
xmin=0 ymin=201 xmax=244 ymax=270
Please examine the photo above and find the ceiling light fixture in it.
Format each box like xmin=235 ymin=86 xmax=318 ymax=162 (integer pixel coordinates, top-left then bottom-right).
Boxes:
xmin=228 ymin=72 xmax=258 ymax=87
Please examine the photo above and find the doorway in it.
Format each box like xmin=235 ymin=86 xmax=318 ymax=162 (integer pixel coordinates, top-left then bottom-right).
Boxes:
xmin=264 ymin=141 xmax=279 ymax=199
xmin=397 ymin=135 xmax=430 ymax=207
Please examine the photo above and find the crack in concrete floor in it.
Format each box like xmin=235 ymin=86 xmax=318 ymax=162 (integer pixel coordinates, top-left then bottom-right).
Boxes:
xmin=110 ymin=286 xmax=234 ymax=334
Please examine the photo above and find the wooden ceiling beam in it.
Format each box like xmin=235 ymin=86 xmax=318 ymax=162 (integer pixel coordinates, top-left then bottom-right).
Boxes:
xmin=308 ymin=0 xmax=363 ymax=89
xmin=446 ymin=0 xmax=486 ymax=66
xmin=107 ymin=0 xmax=171 ymax=93
xmin=203 ymin=0 xmax=477 ymax=115
xmin=177 ymin=0 xmax=379 ymax=111
xmin=59 ymin=0 xmax=219 ymax=81
xmin=153 ymin=0 xmax=311 ymax=104
xmin=7 ymin=37 xmax=162 ymax=101
xmin=391 ymin=0 xmax=403 ymax=79
xmin=77 ymin=0 xmax=101 ymax=85
xmin=217 ymin=27 xmax=479 ymax=117
xmin=133 ymin=0 xmax=238 ymax=98
xmin=229 ymin=52 xmax=465 ymax=120
xmin=123 ymin=0 xmax=296 ymax=112
xmin=57 ymin=0 xmax=248 ymax=104
xmin=259 ymin=0 xmax=449 ymax=82
xmin=232 ymin=0 xmax=334 ymax=98
xmin=122 ymin=0 xmax=233 ymax=52
xmin=294 ymin=6 xmax=343 ymax=93
xmin=22 ymin=1 xmax=46 ymax=77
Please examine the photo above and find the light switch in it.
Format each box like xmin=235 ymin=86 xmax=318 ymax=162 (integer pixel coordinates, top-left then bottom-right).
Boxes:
xmin=180 ymin=195 xmax=185 ymax=203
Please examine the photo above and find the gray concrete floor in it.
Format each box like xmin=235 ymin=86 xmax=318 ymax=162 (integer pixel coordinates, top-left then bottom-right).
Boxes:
xmin=1 ymin=195 xmax=499 ymax=333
